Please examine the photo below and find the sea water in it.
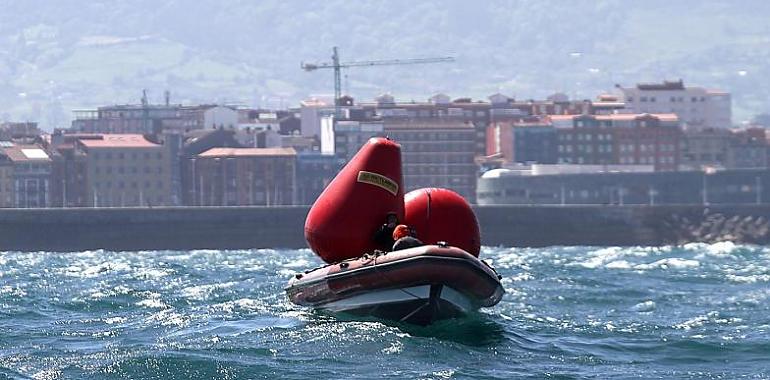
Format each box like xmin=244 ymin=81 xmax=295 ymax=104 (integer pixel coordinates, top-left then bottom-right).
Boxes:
xmin=0 ymin=244 xmax=769 ymax=379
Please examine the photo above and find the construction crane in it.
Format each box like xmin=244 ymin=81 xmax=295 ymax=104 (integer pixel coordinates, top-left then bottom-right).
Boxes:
xmin=301 ymin=46 xmax=455 ymax=117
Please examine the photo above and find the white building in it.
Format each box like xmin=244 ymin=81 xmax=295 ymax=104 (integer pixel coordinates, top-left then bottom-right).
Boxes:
xmin=300 ymin=97 xmax=334 ymax=137
xmin=617 ymin=80 xmax=731 ymax=129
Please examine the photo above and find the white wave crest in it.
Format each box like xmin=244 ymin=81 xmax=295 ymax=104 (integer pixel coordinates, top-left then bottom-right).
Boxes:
xmin=181 ymin=281 xmax=238 ymax=301
xmin=631 ymin=300 xmax=656 ymax=312
xmin=136 ymin=298 xmax=167 ymax=309
xmin=726 ymin=274 xmax=770 ymax=283
xmin=634 ymin=258 xmax=700 ymax=270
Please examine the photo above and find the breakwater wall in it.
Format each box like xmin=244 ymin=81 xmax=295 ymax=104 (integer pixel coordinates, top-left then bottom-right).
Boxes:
xmin=1 ymin=205 xmax=769 ymax=252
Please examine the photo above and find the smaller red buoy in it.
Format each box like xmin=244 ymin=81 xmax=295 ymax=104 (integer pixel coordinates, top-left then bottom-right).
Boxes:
xmin=403 ymin=188 xmax=481 ymax=257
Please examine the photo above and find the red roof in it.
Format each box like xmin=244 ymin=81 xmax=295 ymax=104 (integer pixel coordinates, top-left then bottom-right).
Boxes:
xmin=198 ymin=147 xmax=297 ymax=158
xmin=79 ymin=134 xmax=160 ymax=148
xmin=594 ymin=113 xmax=679 ymax=122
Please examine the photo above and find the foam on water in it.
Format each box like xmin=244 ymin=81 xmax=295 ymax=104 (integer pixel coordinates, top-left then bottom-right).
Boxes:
xmin=1 ymin=245 xmax=769 ymax=378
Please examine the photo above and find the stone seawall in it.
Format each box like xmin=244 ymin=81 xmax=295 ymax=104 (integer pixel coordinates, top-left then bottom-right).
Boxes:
xmin=1 ymin=205 xmax=768 ymax=251
xmin=475 ymin=205 xmax=770 ymax=247
xmin=0 ymin=207 xmax=309 ymax=252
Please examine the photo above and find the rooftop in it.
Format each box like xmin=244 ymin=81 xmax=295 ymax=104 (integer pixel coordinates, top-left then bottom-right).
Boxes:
xmin=78 ymin=134 xmax=160 ymax=148
xmin=635 ymin=80 xmax=685 ymax=91
xmin=1 ymin=145 xmax=51 ymax=162
xmin=594 ymin=113 xmax=679 ymax=122
xmin=548 ymin=113 xmax=679 ymax=123
xmin=383 ymin=119 xmax=474 ymax=130
xmin=198 ymin=147 xmax=297 ymax=158
xmin=482 ymin=164 xmax=656 ymax=178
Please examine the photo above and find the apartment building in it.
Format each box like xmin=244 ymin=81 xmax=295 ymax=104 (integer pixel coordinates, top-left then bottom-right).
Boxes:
xmin=681 ymin=127 xmax=769 ymax=170
xmin=190 ymin=147 xmax=297 ymax=206
xmin=552 ymin=113 xmax=682 ymax=171
xmin=0 ymin=143 xmax=52 ymax=208
xmin=384 ymin=119 xmax=478 ymax=202
xmin=72 ymin=103 xmax=238 ymax=134
xmin=75 ymin=134 xmax=172 ymax=207
xmin=487 ymin=118 xmax=558 ymax=164
xmin=617 ymin=80 xmax=731 ymax=129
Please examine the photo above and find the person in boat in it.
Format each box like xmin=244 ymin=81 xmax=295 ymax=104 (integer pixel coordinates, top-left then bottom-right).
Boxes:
xmin=373 ymin=212 xmax=399 ymax=251
xmin=392 ymin=224 xmax=423 ymax=251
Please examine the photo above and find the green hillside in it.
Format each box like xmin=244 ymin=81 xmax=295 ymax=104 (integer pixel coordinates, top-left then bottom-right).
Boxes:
xmin=0 ymin=0 xmax=768 ymax=128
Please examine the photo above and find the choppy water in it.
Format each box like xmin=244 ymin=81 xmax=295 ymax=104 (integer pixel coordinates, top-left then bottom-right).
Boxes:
xmin=1 ymin=243 xmax=769 ymax=379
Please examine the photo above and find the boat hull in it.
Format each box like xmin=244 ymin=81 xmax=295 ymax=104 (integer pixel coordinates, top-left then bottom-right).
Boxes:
xmin=285 ymin=245 xmax=504 ymax=325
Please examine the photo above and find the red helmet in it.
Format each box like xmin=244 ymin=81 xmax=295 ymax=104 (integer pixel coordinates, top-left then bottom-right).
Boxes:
xmin=392 ymin=224 xmax=410 ymax=240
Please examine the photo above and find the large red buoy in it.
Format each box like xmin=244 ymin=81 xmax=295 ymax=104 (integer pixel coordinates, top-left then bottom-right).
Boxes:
xmin=305 ymin=137 xmax=404 ymax=263
xmin=403 ymin=188 xmax=481 ymax=257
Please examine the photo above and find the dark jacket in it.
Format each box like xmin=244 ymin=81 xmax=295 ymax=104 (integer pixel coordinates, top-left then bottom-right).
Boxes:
xmin=392 ymin=236 xmax=423 ymax=251
xmin=373 ymin=223 xmax=396 ymax=251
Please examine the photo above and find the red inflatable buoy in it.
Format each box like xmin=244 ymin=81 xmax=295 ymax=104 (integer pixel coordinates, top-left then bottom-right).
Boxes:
xmin=403 ymin=188 xmax=481 ymax=257
xmin=305 ymin=137 xmax=405 ymax=263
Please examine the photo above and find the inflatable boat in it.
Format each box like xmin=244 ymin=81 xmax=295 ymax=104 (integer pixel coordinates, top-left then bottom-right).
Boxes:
xmin=286 ymin=244 xmax=504 ymax=325
xmin=287 ymin=137 xmax=504 ymax=325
